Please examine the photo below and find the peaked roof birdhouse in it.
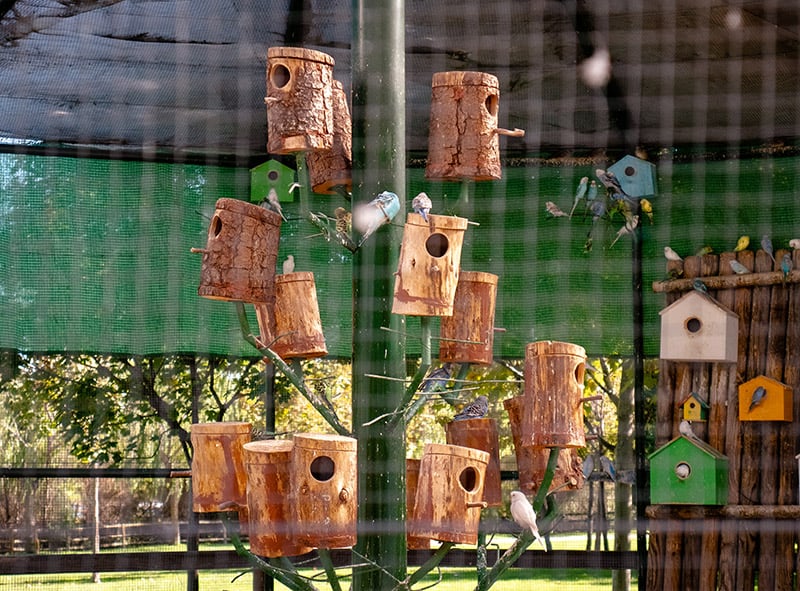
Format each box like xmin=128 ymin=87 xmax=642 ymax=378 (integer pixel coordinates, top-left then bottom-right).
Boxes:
xmin=659 ymin=291 xmax=738 ymax=363
xmin=679 ymin=392 xmax=709 ymax=422
xmin=607 ymin=155 xmax=657 ymax=197
xmin=738 ymin=375 xmax=793 ymax=422
xmin=250 ymin=159 xmax=296 ymax=204
xmin=649 ymin=435 xmax=728 ymax=505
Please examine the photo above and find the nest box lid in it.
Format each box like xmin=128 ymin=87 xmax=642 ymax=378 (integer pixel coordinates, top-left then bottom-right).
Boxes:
xmin=678 ymin=392 xmax=709 ymax=409
xmin=648 ymin=435 xmax=728 ymax=462
xmin=659 ymin=290 xmax=738 ymax=319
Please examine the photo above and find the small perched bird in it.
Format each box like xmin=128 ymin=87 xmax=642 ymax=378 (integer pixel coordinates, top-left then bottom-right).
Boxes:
xmin=734 ymin=235 xmax=750 ymax=252
xmin=781 ymin=253 xmax=793 ymax=280
xmin=421 ymin=364 xmax=452 ymax=393
xmin=509 ymin=491 xmax=547 ymax=551
xmin=581 ymin=455 xmax=595 ymax=479
xmin=609 ymin=215 xmax=639 ymax=248
xmin=693 ymin=278 xmax=708 ymax=294
xmin=729 ymin=259 xmax=750 ymax=275
xmin=569 ymin=176 xmax=589 ymax=218
xmin=334 ymin=207 xmax=351 ymax=234
xmin=640 ymin=198 xmax=653 ymax=224
xmin=789 ymin=238 xmax=800 ymax=250
xmin=353 ymin=190 xmax=400 ymax=243
xmin=453 ymin=395 xmax=489 ymax=421
xmin=761 ymin=235 xmax=775 ymax=262
xmin=545 ymin=201 xmax=569 ymax=218
xmin=679 ymin=420 xmax=696 ymax=439
xmin=664 ymin=246 xmax=683 ymax=262
xmin=749 ymin=385 xmax=767 ymax=412
xmin=586 ymin=180 xmax=599 ymax=202
xmin=595 ymin=169 xmax=625 ymax=195
xmin=599 ymin=456 xmax=616 ymax=482
xmin=411 ymin=192 xmax=432 ymax=222
xmin=695 ymin=245 xmax=713 ymax=257
xmin=282 ymin=254 xmax=295 ymax=274
xmin=263 ymin=188 xmax=287 ymax=220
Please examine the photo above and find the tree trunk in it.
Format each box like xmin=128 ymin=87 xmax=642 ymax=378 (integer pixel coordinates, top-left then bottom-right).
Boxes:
xmin=613 ymin=360 xmax=635 ymax=591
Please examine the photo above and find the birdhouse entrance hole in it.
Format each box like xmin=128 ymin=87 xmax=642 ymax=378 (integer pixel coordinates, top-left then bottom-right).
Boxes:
xmin=210 ymin=215 xmax=222 ymax=238
xmin=686 ymin=317 xmax=702 ymax=333
xmin=425 ymin=233 xmax=449 ymax=258
xmin=268 ymin=170 xmax=279 ymax=181
xmin=310 ymin=455 xmax=335 ymax=481
xmin=485 ymin=94 xmax=498 ymax=116
xmin=459 ymin=466 xmax=478 ymax=492
xmin=675 ymin=461 xmax=691 ymax=480
xmin=624 ymin=165 xmax=636 ymax=177
xmin=271 ymin=64 xmax=291 ymax=89
xmin=574 ymin=362 xmax=585 ymax=385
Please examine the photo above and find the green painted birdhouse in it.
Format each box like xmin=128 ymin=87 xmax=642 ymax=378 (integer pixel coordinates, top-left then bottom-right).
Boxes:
xmin=649 ymin=436 xmax=728 ymax=505
xmin=738 ymin=375 xmax=793 ymax=422
xmin=679 ymin=392 xmax=709 ymax=422
xmin=250 ymin=159 xmax=296 ymax=204
xmin=608 ymin=155 xmax=657 ymax=198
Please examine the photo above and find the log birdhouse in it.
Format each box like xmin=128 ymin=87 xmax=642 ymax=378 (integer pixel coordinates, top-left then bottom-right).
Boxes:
xmin=266 ymin=47 xmax=335 ymax=154
xmin=445 ymin=418 xmax=503 ymax=506
xmin=506 ymin=341 xmax=587 ymax=449
xmin=649 ymin=436 xmax=729 ymax=505
xmin=405 ymin=459 xmax=430 ymax=550
xmin=250 ymin=159 xmax=295 ymax=204
xmin=271 ymin=272 xmax=327 ymax=360
xmin=291 ymin=433 xmax=357 ymax=549
xmin=503 ymin=397 xmax=584 ymax=493
xmin=607 ymin=155 xmax=657 ymax=197
xmin=679 ymin=392 xmax=709 ymax=422
xmin=190 ymin=422 xmax=251 ymax=513
xmin=738 ymin=375 xmax=793 ymax=422
xmin=243 ymin=440 xmax=313 ymax=558
xmin=410 ymin=443 xmax=489 ymax=545
xmin=392 ymin=213 xmax=469 ymax=316
xmin=306 ymin=80 xmax=352 ymax=195
xmin=426 ymin=71 xmax=510 ymax=181
xmin=196 ymin=198 xmax=282 ymax=304
xmin=659 ymin=290 xmax=738 ymax=363
xmin=439 ymin=271 xmax=499 ymax=365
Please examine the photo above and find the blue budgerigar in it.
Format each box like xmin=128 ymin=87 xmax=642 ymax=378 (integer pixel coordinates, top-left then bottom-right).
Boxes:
xmin=729 ymin=260 xmax=750 ymax=275
xmin=411 ymin=191 xmax=432 ymax=222
xmin=781 ymin=253 xmax=793 ymax=280
xmin=749 ymin=385 xmax=767 ymax=412
xmin=453 ymin=395 xmax=489 ymax=421
xmin=693 ymin=278 xmax=708 ymax=294
xmin=569 ymin=176 xmax=589 ymax=218
xmin=421 ymin=363 xmax=452 ymax=393
xmin=761 ymin=235 xmax=775 ymax=263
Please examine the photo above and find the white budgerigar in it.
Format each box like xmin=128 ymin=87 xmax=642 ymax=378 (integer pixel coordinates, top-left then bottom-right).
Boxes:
xmin=509 ymin=491 xmax=547 ymax=551
xmin=282 ymin=254 xmax=295 ymax=274
xmin=664 ymin=246 xmax=683 ymax=261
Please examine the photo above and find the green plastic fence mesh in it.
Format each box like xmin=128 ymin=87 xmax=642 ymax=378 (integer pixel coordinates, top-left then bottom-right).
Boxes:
xmin=1 ymin=153 xmax=798 ymax=358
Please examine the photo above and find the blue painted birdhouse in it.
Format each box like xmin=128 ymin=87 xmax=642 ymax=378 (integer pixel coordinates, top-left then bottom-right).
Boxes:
xmin=649 ymin=436 xmax=728 ymax=505
xmin=607 ymin=155 xmax=657 ymax=198
xmin=250 ymin=159 xmax=296 ymax=204
xmin=659 ymin=291 xmax=738 ymax=363
xmin=679 ymin=392 xmax=709 ymax=422
xmin=738 ymin=375 xmax=793 ymax=422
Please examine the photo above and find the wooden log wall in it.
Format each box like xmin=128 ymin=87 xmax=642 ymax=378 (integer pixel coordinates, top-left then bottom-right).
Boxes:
xmin=648 ymin=249 xmax=800 ymax=591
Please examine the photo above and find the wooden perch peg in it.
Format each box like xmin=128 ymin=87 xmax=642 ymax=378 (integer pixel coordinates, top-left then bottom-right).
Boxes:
xmin=494 ymin=127 xmax=525 ymax=137
xmin=581 ymin=394 xmax=604 ymax=404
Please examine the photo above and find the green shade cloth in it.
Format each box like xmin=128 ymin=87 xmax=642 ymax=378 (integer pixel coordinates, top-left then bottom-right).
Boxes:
xmin=1 ymin=153 xmax=798 ymax=358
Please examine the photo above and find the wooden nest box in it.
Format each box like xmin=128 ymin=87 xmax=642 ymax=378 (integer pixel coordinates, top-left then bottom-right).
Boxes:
xmin=405 ymin=459 xmax=430 ymax=549
xmin=439 ymin=271 xmax=499 ymax=365
xmin=267 ymin=271 xmax=328 ymax=360
xmin=445 ymin=418 xmax=503 ymax=506
xmin=266 ymin=47 xmax=335 ymax=154
xmin=190 ymin=422 xmax=251 ymax=513
xmin=290 ymin=433 xmax=357 ymax=549
xmin=392 ymin=213 xmax=469 ymax=316
xmin=196 ymin=198 xmax=282 ymax=304
xmin=243 ymin=440 xmax=313 ymax=557
xmin=306 ymin=80 xmax=352 ymax=194
xmin=659 ymin=291 xmax=738 ymax=363
xmin=649 ymin=436 xmax=729 ymax=505
xmin=410 ymin=443 xmax=489 ymax=545
xmin=738 ymin=375 xmax=793 ymax=422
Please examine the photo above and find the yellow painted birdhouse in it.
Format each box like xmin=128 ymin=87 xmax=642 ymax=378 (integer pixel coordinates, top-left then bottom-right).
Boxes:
xmin=738 ymin=375 xmax=793 ymax=422
xmin=679 ymin=392 xmax=709 ymax=422
xmin=659 ymin=291 xmax=738 ymax=363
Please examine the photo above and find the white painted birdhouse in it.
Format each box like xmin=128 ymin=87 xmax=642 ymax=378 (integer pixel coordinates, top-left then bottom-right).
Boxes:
xmin=738 ymin=375 xmax=793 ymax=422
xmin=679 ymin=392 xmax=709 ymax=422
xmin=648 ymin=436 xmax=728 ymax=505
xmin=607 ymin=155 xmax=657 ymax=197
xmin=659 ymin=291 xmax=738 ymax=363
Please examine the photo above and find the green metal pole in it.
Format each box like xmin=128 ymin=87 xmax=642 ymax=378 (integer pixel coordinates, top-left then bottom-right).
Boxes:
xmin=351 ymin=0 xmax=407 ymax=589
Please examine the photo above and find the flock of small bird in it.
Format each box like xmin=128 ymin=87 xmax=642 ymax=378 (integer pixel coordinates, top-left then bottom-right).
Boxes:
xmin=664 ymin=234 xmax=797 ymax=280
xmin=545 ymin=169 xmax=652 ymax=253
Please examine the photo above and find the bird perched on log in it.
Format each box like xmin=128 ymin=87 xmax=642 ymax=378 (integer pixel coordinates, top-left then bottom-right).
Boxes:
xmin=781 ymin=253 xmax=793 ymax=281
xmin=734 ymin=235 xmax=750 ymax=252
xmin=411 ymin=192 xmax=432 ymax=222
xmin=695 ymin=245 xmax=713 ymax=256
xmin=510 ymin=491 xmax=547 ymax=551
xmin=761 ymin=235 xmax=775 ymax=263
xmin=729 ymin=259 xmax=750 ymax=275
xmin=262 ymin=188 xmax=287 ymax=221
xmin=789 ymin=238 xmax=800 ymax=250
xmin=749 ymin=385 xmax=767 ymax=412
xmin=282 ymin=254 xmax=295 ymax=274
xmin=664 ymin=246 xmax=683 ymax=261
xmin=453 ymin=395 xmax=488 ymax=421
xmin=692 ymin=278 xmax=708 ymax=294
